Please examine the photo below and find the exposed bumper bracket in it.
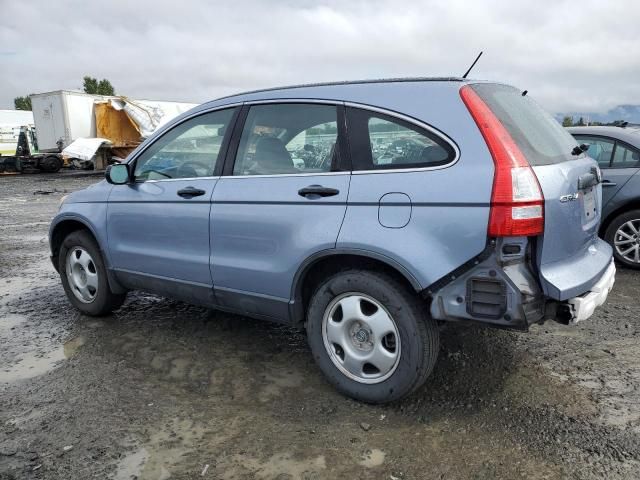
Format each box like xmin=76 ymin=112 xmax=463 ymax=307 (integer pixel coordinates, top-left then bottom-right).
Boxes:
xmin=565 ymin=261 xmax=616 ymax=324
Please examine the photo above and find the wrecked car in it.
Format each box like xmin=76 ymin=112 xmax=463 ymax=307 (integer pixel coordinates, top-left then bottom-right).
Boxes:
xmin=50 ymin=78 xmax=615 ymax=403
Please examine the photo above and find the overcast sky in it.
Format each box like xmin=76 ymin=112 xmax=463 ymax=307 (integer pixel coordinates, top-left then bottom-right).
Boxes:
xmin=1 ymin=0 xmax=639 ymax=114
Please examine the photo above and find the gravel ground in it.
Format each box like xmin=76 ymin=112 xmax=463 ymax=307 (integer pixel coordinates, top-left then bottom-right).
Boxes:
xmin=1 ymin=172 xmax=639 ymax=480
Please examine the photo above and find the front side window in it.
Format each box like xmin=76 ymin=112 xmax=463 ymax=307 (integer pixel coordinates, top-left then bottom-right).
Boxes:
xmin=347 ymin=108 xmax=455 ymax=171
xmin=134 ymin=108 xmax=235 ymax=181
xmin=574 ymin=135 xmax=615 ymax=167
xmin=233 ymin=104 xmax=338 ymax=176
xmin=612 ymin=142 xmax=640 ymax=168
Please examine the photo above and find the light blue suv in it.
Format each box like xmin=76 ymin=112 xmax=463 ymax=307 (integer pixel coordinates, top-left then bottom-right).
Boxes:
xmin=50 ymin=78 xmax=616 ymax=403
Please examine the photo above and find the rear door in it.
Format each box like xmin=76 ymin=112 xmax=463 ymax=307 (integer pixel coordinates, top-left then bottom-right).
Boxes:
xmin=471 ymin=84 xmax=612 ymax=300
xmin=603 ymin=141 xmax=640 ymax=203
xmin=210 ymin=102 xmax=350 ymax=321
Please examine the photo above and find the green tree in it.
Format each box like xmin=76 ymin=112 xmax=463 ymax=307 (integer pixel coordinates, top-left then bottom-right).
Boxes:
xmin=576 ymin=116 xmax=585 ymax=126
xmin=83 ymin=76 xmax=115 ymax=95
xmin=83 ymin=76 xmax=99 ymax=94
xmin=561 ymin=116 xmax=573 ymax=127
xmin=14 ymin=95 xmax=32 ymax=111
xmin=97 ymin=79 xmax=115 ymax=95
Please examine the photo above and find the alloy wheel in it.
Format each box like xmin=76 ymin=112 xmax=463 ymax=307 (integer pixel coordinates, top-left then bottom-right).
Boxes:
xmin=614 ymin=219 xmax=640 ymax=264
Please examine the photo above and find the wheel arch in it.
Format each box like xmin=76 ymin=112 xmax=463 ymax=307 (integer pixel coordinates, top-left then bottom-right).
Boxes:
xmin=289 ymin=249 xmax=423 ymax=325
xmin=600 ymin=199 xmax=640 ymax=237
xmin=50 ymin=217 xmax=100 ymax=268
xmin=50 ymin=217 xmax=127 ymax=294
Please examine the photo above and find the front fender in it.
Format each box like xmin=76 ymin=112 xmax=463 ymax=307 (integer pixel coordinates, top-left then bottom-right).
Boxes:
xmin=49 ymin=208 xmax=127 ymax=294
xmin=50 ymin=206 xmax=109 ymax=261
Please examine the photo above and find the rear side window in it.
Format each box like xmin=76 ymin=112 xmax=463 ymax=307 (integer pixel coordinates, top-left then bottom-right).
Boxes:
xmin=573 ymin=135 xmax=615 ymax=167
xmin=471 ymin=84 xmax=578 ymax=166
xmin=346 ymin=108 xmax=455 ymax=171
xmin=612 ymin=142 xmax=640 ymax=168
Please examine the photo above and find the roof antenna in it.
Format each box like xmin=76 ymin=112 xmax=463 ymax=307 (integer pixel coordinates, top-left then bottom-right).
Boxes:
xmin=462 ymin=51 xmax=483 ymax=79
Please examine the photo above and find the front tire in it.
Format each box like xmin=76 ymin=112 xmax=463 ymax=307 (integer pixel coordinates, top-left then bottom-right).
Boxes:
xmin=604 ymin=210 xmax=640 ymax=269
xmin=40 ymin=155 xmax=62 ymax=173
xmin=306 ymin=270 xmax=439 ymax=403
xmin=58 ymin=230 xmax=126 ymax=315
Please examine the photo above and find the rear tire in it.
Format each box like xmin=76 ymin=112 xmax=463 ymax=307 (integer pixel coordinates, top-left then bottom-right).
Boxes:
xmin=58 ymin=230 xmax=126 ymax=315
xmin=604 ymin=210 xmax=640 ymax=269
xmin=306 ymin=269 xmax=439 ymax=403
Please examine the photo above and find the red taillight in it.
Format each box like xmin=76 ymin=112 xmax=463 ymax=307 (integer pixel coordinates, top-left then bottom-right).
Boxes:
xmin=460 ymin=85 xmax=544 ymax=237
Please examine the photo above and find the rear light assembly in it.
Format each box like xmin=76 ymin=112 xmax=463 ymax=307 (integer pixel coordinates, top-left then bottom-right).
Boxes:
xmin=460 ymin=85 xmax=544 ymax=237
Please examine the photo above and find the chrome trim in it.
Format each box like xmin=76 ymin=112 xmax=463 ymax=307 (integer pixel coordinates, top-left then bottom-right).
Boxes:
xmin=220 ymin=171 xmax=348 ymax=179
xmin=243 ymin=98 xmax=343 ymax=106
xmin=352 ymin=165 xmax=456 ymax=175
xmin=136 ymin=176 xmax=219 ymax=184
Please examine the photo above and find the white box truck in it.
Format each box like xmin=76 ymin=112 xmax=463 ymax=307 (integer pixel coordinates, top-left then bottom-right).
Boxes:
xmin=30 ymin=91 xmax=107 ymax=152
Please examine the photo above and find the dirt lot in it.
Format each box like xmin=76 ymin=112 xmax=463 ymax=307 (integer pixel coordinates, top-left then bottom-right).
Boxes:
xmin=1 ymin=173 xmax=639 ymax=480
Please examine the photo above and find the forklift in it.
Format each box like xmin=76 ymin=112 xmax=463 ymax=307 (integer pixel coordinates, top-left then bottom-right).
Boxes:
xmin=0 ymin=125 xmax=63 ymax=173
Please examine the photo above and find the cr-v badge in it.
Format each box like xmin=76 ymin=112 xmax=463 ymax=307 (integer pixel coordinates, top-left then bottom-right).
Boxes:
xmin=560 ymin=193 xmax=580 ymax=203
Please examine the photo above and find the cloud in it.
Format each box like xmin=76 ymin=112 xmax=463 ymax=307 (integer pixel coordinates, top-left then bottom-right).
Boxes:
xmin=1 ymin=0 xmax=639 ymax=114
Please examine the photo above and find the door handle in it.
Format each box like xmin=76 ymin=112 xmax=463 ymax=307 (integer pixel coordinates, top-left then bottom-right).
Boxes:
xmin=602 ymin=180 xmax=617 ymax=187
xmin=298 ymin=185 xmax=340 ymax=198
xmin=177 ymin=186 xmax=206 ymax=198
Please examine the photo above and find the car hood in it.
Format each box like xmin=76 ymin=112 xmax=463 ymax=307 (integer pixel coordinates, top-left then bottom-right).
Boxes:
xmin=65 ymin=179 xmax=113 ymax=203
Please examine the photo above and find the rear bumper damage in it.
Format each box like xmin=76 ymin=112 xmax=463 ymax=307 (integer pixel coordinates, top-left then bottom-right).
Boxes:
xmin=563 ymin=260 xmax=615 ymax=324
xmin=429 ymin=238 xmax=545 ymax=329
xmin=428 ymin=239 xmax=615 ymax=329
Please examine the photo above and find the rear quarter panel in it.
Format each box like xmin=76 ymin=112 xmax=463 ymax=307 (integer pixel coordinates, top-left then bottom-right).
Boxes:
xmin=336 ymin=83 xmax=494 ymax=289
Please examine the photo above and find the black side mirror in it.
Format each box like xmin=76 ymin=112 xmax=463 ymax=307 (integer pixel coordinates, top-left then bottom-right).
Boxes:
xmin=105 ymin=163 xmax=130 ymax=184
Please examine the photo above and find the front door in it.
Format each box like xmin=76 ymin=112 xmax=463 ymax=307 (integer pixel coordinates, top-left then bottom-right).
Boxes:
xmin=210 ymin=102 xmax=350 ymax=321
xmin=107 ymin=107 xmax=238 ymax=304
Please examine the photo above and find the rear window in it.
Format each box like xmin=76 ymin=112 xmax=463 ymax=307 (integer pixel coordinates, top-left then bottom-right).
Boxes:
xmin=471 ymin=84 xmax=578 ymax=166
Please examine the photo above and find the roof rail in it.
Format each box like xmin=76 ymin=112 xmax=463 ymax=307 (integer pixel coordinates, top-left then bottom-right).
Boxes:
xmin=214 ymin=77 xmax=466 ymax=102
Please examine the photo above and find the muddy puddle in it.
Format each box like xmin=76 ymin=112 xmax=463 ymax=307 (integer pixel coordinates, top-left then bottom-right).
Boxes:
xmin=0 ymin=312 xmax=83 ymax=383
xmin=114 ymin=419 xmax=211 ymax=480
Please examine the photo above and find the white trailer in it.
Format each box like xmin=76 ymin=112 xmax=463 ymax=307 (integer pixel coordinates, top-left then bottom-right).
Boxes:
xmin=30 ymin=91 xmax=106 ymax=153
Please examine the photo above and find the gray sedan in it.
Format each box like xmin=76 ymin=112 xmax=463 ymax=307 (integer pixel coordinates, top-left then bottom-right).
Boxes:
xmin=569 ymin=126 xmax=640 ymax=268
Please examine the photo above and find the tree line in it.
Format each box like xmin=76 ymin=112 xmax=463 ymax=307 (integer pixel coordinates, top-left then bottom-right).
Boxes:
xmin=13 ymin=76 xmax=115 ymax=111
xmin=562 ymin=116 xmax=630 ymax=127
